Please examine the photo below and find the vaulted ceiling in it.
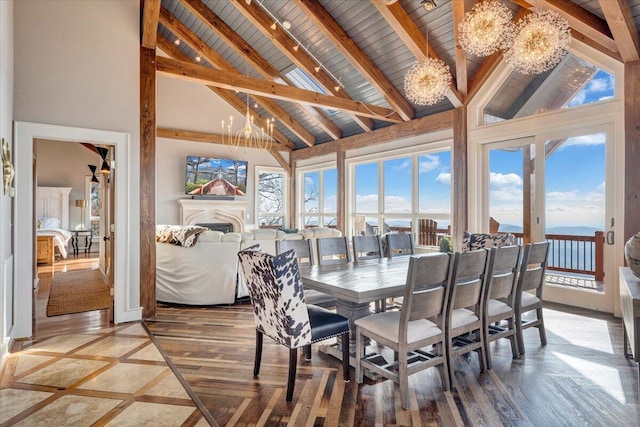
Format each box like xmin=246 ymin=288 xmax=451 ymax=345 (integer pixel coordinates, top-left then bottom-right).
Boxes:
xmin=143 ymin=0 xmax=640 ymax=152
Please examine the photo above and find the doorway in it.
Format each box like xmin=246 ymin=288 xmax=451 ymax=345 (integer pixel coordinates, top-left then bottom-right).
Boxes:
xmin=483 ymin=125 xmax=616 ymax=312
xmin=13 ymin=121 xmax=138 ymax=340
xmin=32 ymin=140 xmax=115 ymax=337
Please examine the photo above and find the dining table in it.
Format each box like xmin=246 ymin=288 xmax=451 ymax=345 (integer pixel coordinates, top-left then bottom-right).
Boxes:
xmin=298 ymin=255 xmax=427 ymax=365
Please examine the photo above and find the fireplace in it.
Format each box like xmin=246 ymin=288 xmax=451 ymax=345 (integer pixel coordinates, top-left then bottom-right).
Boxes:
xmin=197 ymin=223 xmax=234 ymax=233
xmin=178 ymin=199 xmax=248 ymax=232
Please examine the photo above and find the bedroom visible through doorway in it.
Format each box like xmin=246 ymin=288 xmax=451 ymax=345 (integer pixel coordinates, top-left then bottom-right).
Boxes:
xmin=33 ymin=139 xmax=115 ymax=338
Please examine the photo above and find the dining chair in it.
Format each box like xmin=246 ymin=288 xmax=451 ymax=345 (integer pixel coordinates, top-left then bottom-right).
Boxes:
xmin=355 ymin=253 xmax=452 ymax=409
xmin=385 ymin=232 xmax=415 ymax=258
xmin=482 ymin=245 xmax=521 ymax=369
xmin=316 ymin=236 xmax=352 ymax=265
xmin=276 ymin=239 xmax=337 ymax=309
xmin=445 ymin=249 xmax=489 ymax=388
xmin=515 ymin=241 xmax=550 ymax=356
xmin=352 ymin=235 xmax=384 ymax=262
xmin=237 ymin=247 xmax=350 ymax=402
xmin=352 ymin=234 xmax=386 ymax=312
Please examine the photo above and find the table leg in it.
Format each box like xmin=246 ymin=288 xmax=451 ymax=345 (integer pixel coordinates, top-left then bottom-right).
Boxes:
xmin=71 ymin=236 xmax=78 ymax=255
xmin=86 ymin=234 xmax=93 ymax=253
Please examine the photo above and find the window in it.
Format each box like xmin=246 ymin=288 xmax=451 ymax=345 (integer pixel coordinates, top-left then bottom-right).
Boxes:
xmin=85 ymin=176 xmax=101 ymax=237
xmin=351 ymin=148 xmax=451 ymax=246
xmin=299 ymin=166 xmax=337 ymax=228
xmin=256 ymin=167 xmax=287 ymax=228
xmin=483 ymin=52 xmax=614 ymax=125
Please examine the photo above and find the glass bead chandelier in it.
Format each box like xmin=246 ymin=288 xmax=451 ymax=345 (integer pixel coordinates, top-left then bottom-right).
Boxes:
xmin=221 ymin=95 xmax=274 ymax=152
xmin=458 ymin=0 xmax=515 ymax=57
xmin=504 ymin=9 xmax=571 ymax=75
xmin=404 ymin=24 xmax=451 ymax=106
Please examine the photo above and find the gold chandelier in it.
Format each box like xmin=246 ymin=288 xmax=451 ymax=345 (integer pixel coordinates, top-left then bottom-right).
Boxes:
xmin=404 ymin=23 xmax=451 ymax=106
xmin=458 ymin=0 xmax=515 ymax=57
xmin=504 ymin=9 xmax=571 ymax=75
xmin=221 ymin=95 xmax=274 ymax=151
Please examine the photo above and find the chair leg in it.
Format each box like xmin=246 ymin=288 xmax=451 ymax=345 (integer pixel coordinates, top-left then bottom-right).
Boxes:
xmin=507 ymin=318 xmax=519 ymax=359
xmin=286 ymin=348 xmax=298 ymax=402
xmin=438 ymin=342 xmax=450 ymax=391
xmin=342 ymin=331 xmax=350 ymax=382
xmin=254 ymin=330 xmax=263 ymax=377
xmin=515 ymin=309 xmax=525 ymax=356
xmin=483 ymin=322 xmax=492 ymax=370
xmin=537 ymin=308 xmax=547 ymax=346
xmin=304 ymin=344 xmax=312 ymax=361
xmin=446 ymin=333 xmax=455 ymax=389
xmin=398 ymin=350 xmax=410 ymax=410
xmin=355 ymin=329 xmax=364 ymax=383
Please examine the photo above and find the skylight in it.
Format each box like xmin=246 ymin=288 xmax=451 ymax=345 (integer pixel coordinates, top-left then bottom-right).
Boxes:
xmin=285 ymin=68 xmax=339 ymax=116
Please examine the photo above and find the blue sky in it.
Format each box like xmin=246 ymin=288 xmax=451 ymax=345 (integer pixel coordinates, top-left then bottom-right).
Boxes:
xmin=489 ymin=68 xmax=613 ymax=230
xmin=303 ymin=66 xmax=613 ymax=232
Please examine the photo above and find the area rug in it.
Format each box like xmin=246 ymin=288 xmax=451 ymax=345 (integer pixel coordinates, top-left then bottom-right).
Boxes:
xmin=46 ymin=268 xmax=111 ymax=316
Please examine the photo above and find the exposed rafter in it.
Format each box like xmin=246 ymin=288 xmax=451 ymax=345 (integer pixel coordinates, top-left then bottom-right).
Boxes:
xmin=599 ymin=0 xmax=640 ymax=62
xmin=291 ymin=110 xmax=454 ymax=162
xmin=372 ymin=0 xmax=463 ymax=106
xmin=516 ymin=0 xmax=619 ymax=55
xmin=159 ymin=8 xmax=316 ymax=147
xmin=180 ymin=0 xmax=342 ymax=141
xmin=141 ymin=0 xmax=161 ymax=49
xmin=157 ymin=35 xmax=294 ymax=150
xmin=268 ymin=150 xmax=292 ymax=176
xmin=451 ymin=0 xmax=471 ymax=99
xmin=228 ymin=0 xmax=374 ymax=133
xmin=156 ymin=57 xmax=404 ymax=123
xmin=294 ymin=0 xmax=415 ymax=121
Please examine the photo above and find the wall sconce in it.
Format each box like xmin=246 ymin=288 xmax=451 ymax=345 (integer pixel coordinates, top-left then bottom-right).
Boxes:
xmin=88 ymin=164 xmax=99 ymax=183
xmin=96 ymin=147 xmax=110 ymax=174
xmin=75 ymin=199 xmax=87 ymax=229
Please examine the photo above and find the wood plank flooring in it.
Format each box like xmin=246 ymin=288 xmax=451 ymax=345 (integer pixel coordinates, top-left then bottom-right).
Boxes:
xmin=146 ymin=302 xmax=640 ymax=426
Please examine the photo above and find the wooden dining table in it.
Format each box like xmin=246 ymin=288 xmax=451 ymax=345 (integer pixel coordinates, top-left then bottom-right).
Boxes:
xmin=298 ymin=256 xmax=421 ymax=364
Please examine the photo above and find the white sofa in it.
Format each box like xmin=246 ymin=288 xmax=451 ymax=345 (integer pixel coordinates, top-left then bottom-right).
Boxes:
xmin=298 ymin=227 xmax=342 ymax=265
xmin=156 ymin=230 xmax=243 ymax=305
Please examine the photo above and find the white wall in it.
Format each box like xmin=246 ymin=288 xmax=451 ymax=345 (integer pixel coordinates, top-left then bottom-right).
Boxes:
xmin=12 ymin=0 xmax=141 ymax=334
xmin=35 ymin=140 xmax=101 ymax=230
xmin=157 ymin=75 xmax=281 ymax=226
xmin=0 ymin=0 xmax=14 ymax=369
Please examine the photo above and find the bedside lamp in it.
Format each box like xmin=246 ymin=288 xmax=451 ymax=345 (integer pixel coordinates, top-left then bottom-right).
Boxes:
xmin=75 ymin=199 xmax=87 ymax=230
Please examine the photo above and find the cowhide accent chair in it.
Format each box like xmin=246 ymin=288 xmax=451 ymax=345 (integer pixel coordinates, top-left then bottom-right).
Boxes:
xmin=237 ymin=247 xmax=350 ymax=402
xmin=461 ymin=231 xmax=516 ymax=252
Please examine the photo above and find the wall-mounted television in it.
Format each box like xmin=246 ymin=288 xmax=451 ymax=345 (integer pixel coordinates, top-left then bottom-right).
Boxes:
xmin=185 ymin=156 xmax=248 ymax=196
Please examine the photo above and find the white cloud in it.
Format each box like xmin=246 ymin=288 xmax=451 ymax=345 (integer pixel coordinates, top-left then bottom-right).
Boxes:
xmin=436 ymin=172 xmax=451 ymax=185
xmin=547 ymin=190 xmax=579 ymax=200
xmin=304 ymin=176 xmax=315 ymax=186
xmin=355 ymin=194 xmax=379 ymax=212
xmin=419 ymin=155 xmax=440 ymax=173
xmin=490 ymin=172 xmax=522 ymax=187
xmin=393 ymin=159 xmax=412 ymax=171
xmin=586 ymin=74 xmax=614 ymax=93
xmin=560 ymin=133 xmax=605 ymax=148
xmin=383 ymin=195 xmax=412 ymax=213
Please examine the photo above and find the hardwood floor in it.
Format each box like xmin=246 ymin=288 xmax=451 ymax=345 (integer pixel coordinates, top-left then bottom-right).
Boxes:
xmin=34 ymin=253 xmax=110 ymax=339
xmin=146 ymin=302 xmax=640 ymax=426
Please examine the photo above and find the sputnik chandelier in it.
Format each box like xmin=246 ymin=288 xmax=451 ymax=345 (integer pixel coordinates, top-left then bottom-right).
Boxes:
xmin=404 ymin=24 xmax=451 ymax=106
xmin=504 ymin=9 xmax=571 ymax=75
xmin=458 ymin=0 xmax=514 ymax=57
xmin=221 ymin=94 xmax=274 ymax=152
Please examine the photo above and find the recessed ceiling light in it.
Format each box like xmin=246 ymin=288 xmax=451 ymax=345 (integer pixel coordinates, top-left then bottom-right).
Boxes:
xmin=282 ymin=20 xmax=291 ymax=30
xmin=421 ymin=0 xmax=436 ymax=12
xmin=195 ymin=56 xmax=201 ymax=62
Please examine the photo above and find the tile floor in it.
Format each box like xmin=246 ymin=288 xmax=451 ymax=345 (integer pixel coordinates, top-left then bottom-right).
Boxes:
xmin=0 ymin=322 xmax=213 ymax=426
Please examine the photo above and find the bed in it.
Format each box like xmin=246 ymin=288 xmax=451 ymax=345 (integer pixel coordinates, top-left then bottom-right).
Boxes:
xmin=36 ymin=187 xmax=73 ymax=264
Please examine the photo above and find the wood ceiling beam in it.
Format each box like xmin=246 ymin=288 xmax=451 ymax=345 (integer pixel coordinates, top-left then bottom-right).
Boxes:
xmin=599 ymin=0 xmax=640 ymax=62
xmin=294 ymin=0 xmax=415 ymax=121
xmin=268 ymin=150 xmax=292 ymax=176
xmin=451 ymin=0 xmax=471 ymax=99
xmin=141 ymin=0 xmax=161 ymax=49
xmin=291 ymin=110 xmax=454 ymax=162
xmin=229 ymin=0 xmax=374 ymax=132
xmin=180 ymin=0 xmax=342 ymax=141
xmin=160 ymin=9 xmax=316 ymax=147
xmin=372 ymin=0 xmax=463 ymax=106
xmin=519 ymin=0 xmax=618 ymax=54
xmin=156 ymin=56 xmax=404 ymax=123
xmin=157 ymin=36 xmax=294 ymax=150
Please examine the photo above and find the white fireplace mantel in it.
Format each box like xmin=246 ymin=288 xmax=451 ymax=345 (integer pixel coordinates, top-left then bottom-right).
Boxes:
xmin=178 ymin=198 xmax=249 ymax=232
